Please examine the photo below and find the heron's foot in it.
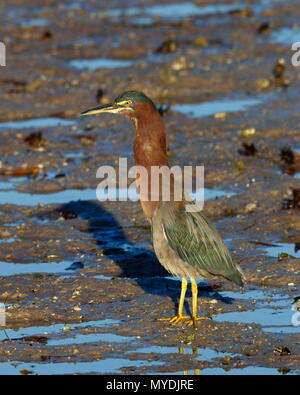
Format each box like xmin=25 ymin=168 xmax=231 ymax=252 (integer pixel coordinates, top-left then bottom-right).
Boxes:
xmin=186 ymin=316 xmax=211 ymax=327
xmin=157 ymin=315 xmax=190 ymax=324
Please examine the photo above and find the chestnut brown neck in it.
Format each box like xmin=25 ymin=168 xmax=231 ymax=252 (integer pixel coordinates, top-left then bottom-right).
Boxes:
xmin=132 ymin=102 xmax=169 ymax=221
xmin=133 ymin=103 xmax=168 ymax=167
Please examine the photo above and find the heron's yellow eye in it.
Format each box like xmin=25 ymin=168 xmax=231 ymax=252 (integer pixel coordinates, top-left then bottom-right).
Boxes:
xmin=117 ymin=100 xmax=133 ymax=106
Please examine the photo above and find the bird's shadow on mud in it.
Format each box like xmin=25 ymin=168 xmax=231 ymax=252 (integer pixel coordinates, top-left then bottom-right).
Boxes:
xmin=61 ymin=201 xmax=234 ymax=315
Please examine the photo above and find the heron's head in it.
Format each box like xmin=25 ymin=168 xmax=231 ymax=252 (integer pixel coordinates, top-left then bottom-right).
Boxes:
xmin=80 ymin=90 xmax=157 ymax=119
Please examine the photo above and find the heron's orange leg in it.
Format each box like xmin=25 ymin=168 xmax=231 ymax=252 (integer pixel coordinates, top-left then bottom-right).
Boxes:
xmin=157 ymin=277 xmax=190 ymax=324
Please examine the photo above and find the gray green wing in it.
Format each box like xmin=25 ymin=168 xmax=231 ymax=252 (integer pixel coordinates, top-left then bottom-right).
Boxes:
xmin=162 ymin=206 xmax=245 ymax=286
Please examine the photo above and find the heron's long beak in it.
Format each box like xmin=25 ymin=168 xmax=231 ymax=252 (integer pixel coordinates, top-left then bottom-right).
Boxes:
xmin=80 ymin=103 xmax=123 ymax=116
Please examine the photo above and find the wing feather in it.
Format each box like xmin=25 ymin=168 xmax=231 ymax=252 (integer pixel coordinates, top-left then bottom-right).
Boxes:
xmin=162 ymin=205 xmax=245 ymax=285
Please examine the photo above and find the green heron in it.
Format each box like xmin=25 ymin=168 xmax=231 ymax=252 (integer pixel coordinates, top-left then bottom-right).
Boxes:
xmin=81 ymin=91 xmax=245 ymax=326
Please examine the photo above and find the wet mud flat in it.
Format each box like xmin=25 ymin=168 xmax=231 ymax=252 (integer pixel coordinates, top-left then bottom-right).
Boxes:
xmin=0 ymin=0 xmax=299 ymax=375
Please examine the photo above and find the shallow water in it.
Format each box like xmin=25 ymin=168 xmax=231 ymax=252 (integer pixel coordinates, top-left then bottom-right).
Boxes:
xmin=0 ymin=177 xmax=30 ymax=191
xmin=200 ymin=366 xmax=296 ymax=375
xmin=0 ymin=187 xmax=235 ymax=206
xmin=0 ymin=188 xmax=97 ymax=206
xmin=271 ymin=27 xmax=300 ymax=45
xmin=0 ymin=318 xmax=120 ymax=342
xmin=20 ymin=18 xmax=49 ymax=27
xmin=107 ymin=2 xmax=245 ymax=19
xmin=0 ymin=237 xmax=15 ymax=244
xmin=132 ymin=345 xmax=235 ymax=362
xmin=105 ymin=0 xmax=291 ymax=28
xmin=48 ymin=332 xmax=135 ymax=346
xmin=0 ymin=117 xmax=75 ymax=130
xmin=129 ymin=16 xmax=154 ymax=26
xmin=216 ymin=306 xmax=298 ymax=333
xmin=0 ymin=317 xmax=162 ymax=374
xmin=152 ymin=365 xmax=297 ymax=375
xmin=70 ymin=58 xmax=134 ymax=71
xmin=0 ymin=358 xmax=162 ymax=375
xmin=0 ymin=260 xmax=75 ymax=277
xmin=253 ymin=0 xmax=291 ymax=13
xmin=173 ymin=97 xmax=263 ymax=118
xmin=264 ymin=243 xmax=300 ymax=258
xmin=0 ymin=181 xmax=15 ymax=190
xmin=215 ymin=289 xmax=298 ymax=334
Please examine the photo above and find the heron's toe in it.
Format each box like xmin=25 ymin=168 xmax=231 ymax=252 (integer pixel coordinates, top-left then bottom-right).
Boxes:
xmin=157 ymin=315 xmax=190 ymax=324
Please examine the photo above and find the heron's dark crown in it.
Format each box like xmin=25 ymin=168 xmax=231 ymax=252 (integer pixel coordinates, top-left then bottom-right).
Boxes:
xmin=114 ymin=91 xmax=156 ymax=108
